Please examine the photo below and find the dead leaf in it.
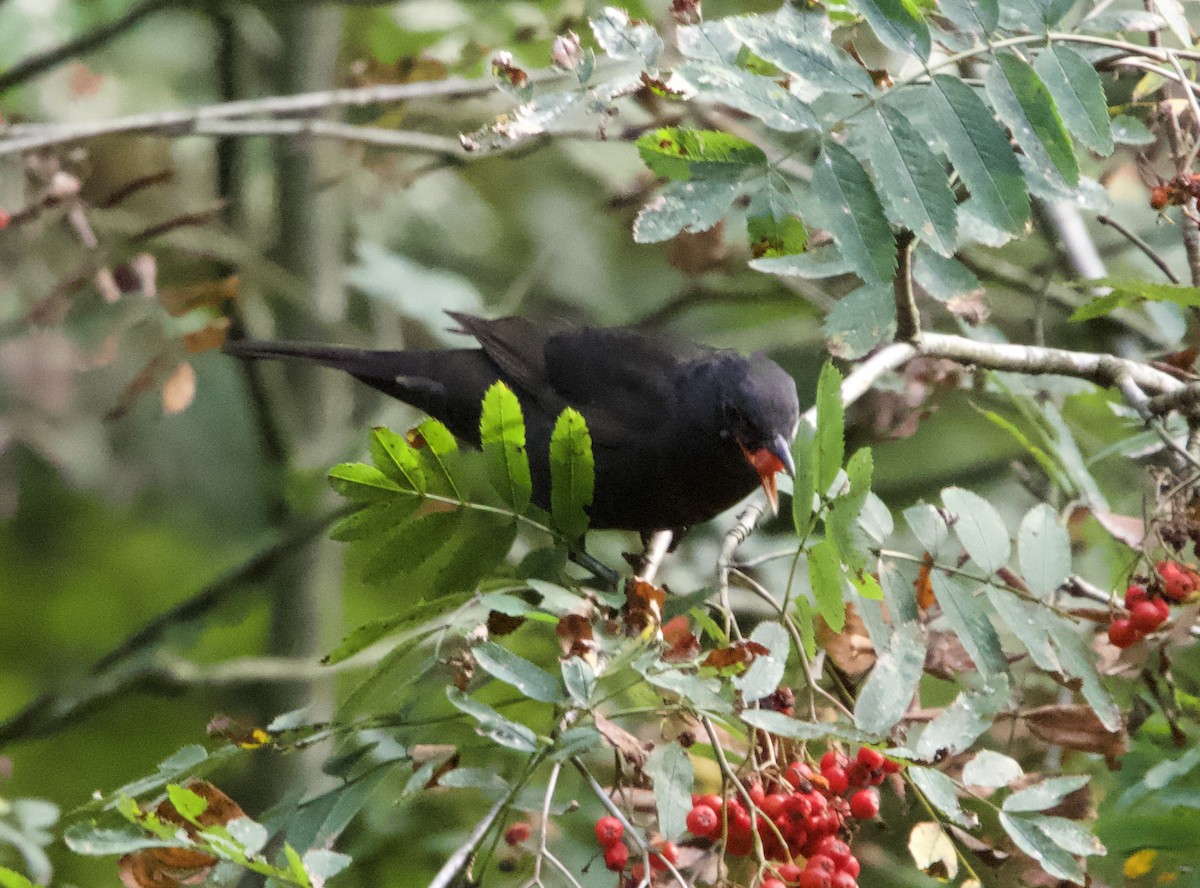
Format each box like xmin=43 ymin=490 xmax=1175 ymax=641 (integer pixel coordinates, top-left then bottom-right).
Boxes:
xmin=667 ymin=222 xmax=728 ymax=276
xmin=623 ymin=577 xmax=665 ymax=637
xmin=556 ymin=613 xmax=596 ymax=659
xmin=487 ymin=610 xmax=525 ymax=637
xmin=916 ymin=552 xmax=937 ymax=610
xmin=161 ymin=362 xmax=196 ymax=414
xmin=158 ymin=276 xmax=238 ymax=317
xmin=924 ymin=631 xmax=976 ymax=680
xmin=662 ymin=615 xmax=700 ymax=662
xmin=702 ymin=639 xmax=770 ymax=670
xmin=183 ymin=318 xmax=231 ymax=354
xmin=1023 ymin=704 xmax=1127 ymax=758
xmin=595 ymin=711 xmax=648 ymax=768
xmin=1072 ymin=504 xmax=1144 ymax=549
xmin=816 ymin=603 xmax=876 ymax=676
xmin=908 ymin=821 xmax=958 ymax=880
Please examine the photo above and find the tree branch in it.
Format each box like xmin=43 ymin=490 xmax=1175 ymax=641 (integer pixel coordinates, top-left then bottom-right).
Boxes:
xmin=893 ymin=230 xmax=920 ymax=342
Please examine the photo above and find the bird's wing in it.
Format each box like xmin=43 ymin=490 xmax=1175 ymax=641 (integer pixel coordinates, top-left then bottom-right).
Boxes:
xmin=446 ymin=312 xmax=556 ymax=401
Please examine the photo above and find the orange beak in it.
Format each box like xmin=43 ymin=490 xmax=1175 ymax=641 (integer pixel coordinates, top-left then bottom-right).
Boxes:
xmin=738 ymin=434 xmax=795 ymax=515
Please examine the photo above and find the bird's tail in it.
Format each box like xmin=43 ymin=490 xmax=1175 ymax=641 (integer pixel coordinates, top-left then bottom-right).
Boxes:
xmin=222 ymin=338 xmax=412 ymax=379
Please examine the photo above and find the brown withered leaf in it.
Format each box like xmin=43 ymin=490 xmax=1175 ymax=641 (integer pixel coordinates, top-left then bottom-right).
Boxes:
xmin=595 ymin=711 xmax=647 ymax=768
xmin=158 ymin=276 xmax=238 ymax=317
xmin=702 ymin=639 xmax=769 ymax=670
xmin=1157 ymin=346 xmax=1199 ymax=373
xmin=1023 ymin=704 xmax=1127 ymax=759
xmin=183 ymin=317 xmax=231 ymax=354
xmin=667 ymin=222 xmax=728 ymax=276
xmin=1070 ymin=503 xmax=1144 ymax=549
xmin=816 ymin=603 xmax=876 ymax=677
xmin=945 ymin=291 xmax=989 ymax=326
xmin=663 ymin=615 xmax=701 ymax=662
xmin=916 ymin=552 xmax=937 ymax=610
xmin=924 ymin=630 xmax=976 ymax=680
xmin=161 ymin=362 xmax=196 ymax=414
xmin=556 ymin=613 xmax=596 ymax=659
xmin=487 ymin=610 xmax=525 ymax=637
xmin=623 ymin=577 xmax=665 ymax=636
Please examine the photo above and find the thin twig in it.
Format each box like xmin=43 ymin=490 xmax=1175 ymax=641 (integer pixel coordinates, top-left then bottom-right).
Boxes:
xmin=893 ymin=230 xmax=920 ymax=342
xmin=717 ymin=502 xmax=766 ymax=640
xmin=1097 ymin=215 xmax=1180 ymax=284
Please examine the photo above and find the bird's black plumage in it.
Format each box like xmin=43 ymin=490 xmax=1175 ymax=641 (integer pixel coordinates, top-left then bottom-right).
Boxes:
xmin=224 ymin=313 xmax=800 ymax=533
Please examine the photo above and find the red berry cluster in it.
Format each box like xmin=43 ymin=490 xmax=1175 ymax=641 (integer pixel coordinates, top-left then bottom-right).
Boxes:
xmin=594 ymin=815 xmax=679 ymax=881
xmin=682 ymin=748 xmax=899 ymax=888
xmin=1108 ymin=582 xmax=1172 ymax=649
xmin=1156 ymin=560 xmax=1199 ymax=602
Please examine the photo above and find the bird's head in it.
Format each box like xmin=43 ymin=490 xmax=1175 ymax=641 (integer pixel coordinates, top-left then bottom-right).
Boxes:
xmin=718 ymin=354 xmax=800 ymax=515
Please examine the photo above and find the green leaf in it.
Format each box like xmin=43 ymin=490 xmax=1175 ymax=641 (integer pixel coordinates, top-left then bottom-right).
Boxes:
xmin=561 ymin=657 xmax=596 ymax=705
xmin=1004 ymin=775 xmax=1090 ymax=813
xmin=549 ymin=407 xmax=594 ymax=540
xmin=809 ymin=141 xmax=896 ymax=285
xmin=827 ymin=447 xmax=874 ymax=569
xmin=1110 ymin=114 xmax=1155 ymax=146
xmin=942 ymin=486 xmax=1011 ymax=574
xmin=1018 ymin=503 xmax=1070 ymax=598
xmin=329 ymin=499 xmax=420 ymax=542
xmin=446 ymin=687 xmax=539 ymax=752
xmin=741 ymin=709 xmax=880 ymax=743
xmin=792 ymin=419 xmax=817 ymax=534
xmin=733 ymin=621 xmax=790 ymax=703
xmin=282 ymin=842 xmax=312 ymax=886
xmin=925 ymin=75 xmax=1030 ymax=234
xmin=915 ymin=677 xmax=1009 ymax=758
xmin=999 ymin=812 xmax=1085 ymax=883
xmin=853 ymin=0 xmax=931 ymax=59
xmin=166 ymin=784 xmax=208 ymax=824
xmin=794 ymin=593 xmax=817 ymax=658
xmin=634 ymin=178 xmax=740 ymax=244
xmin=64 ymin=823 xmax=179 ymax=855
xmin=1034 ymin=46 xmax=1114 ymax=156
xmin=986 ymin=52 xmax=1079 ymax=188
xmin=808 ymin=539 xmax=845 ymax=632
xmin=824 ymin=284 xmax=896 ymax=360
xmin=645 ymin=741 xmax=694 ymax=841
xmin=324 ymin=593 xmax=473 ymax=664
xmin=879 ymin=558 xmax=920 ymax=627
xmin=480 ymin=382 xmax=532 ymax=512
xmin=435 ymin=511 xmax=518 ymax=596
xmin=361 ymin=510 xmax=463 ymax=586
xmin=303 ymin=849 xmax=351 ymax=881
xmin=938 ymin=0 xmax=998 ymax=34
xmin=474 ymin=642 xmax=563 ymax=703
xmin=730 ymin=10 xmax=876 ymax=96
xmin=854 ymin=620 xmax=926 ymax=735
xmin=962 ymin=750 xmax=1024 ymax=788
xmin=903 ymin=503 xmax=950 ymax=560
xmin=1046 ymin=619 xmax=1121 ymax=731
xmin=370 ymin=426 xmax=426 ymax=492
xmin=1071 ymin=278 xmax=1200 ymax=321
xmin=848 ymin=103 xmax=957 ymax=257
xmin=415 ymin=418 xmax=461 ymax=498
xmin=815 ymin=362 xmax=846 ymax=496
xmin=636 ymin=128 xmax=767 ymax=181
xmin=1031 ymin=815 xmax=1105 ymax=858
xmin=929 ymin=571 xmax=1008 ymax=678
xmin=0 ymin=868 xmax=34 ymax=888
xmin=910 ymin=767 xmax=977 ymax=828
xmin=676 ymin=20 xmax=741 ymax=63
xmin=590 ymin=7 xmax=663 ymax=66
xmin=328 ymin=463 xmax=404 ymax=502
xmin=674 ymin=61 xmax=820 ymax=133
xmin=984 ymin=589 xmax=1061 ymax=672
xmin=913 ymin=247 xmax=982 ymax=301
xmin=748 ymin=213 xmax=808 ymax=258
xmin=642 ymin=665 xmax=731 ymax=714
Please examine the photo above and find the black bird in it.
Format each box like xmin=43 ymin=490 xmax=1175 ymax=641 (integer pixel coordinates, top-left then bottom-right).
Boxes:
xmin=224 ymin=313 xmax=799 ymax=534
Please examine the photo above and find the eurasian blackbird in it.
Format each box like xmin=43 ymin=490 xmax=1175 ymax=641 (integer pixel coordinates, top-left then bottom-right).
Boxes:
xmin=224 ymin=312 xmax=799 ymax=534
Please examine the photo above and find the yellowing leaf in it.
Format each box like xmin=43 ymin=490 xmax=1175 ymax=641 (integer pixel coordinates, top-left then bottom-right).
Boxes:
xmin=908 ymin=821 xmax=958 ymax=880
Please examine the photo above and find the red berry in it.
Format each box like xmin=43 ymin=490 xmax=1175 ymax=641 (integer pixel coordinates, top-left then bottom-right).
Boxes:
xmin=820 ymin=750 xmax=847 ymax=771
xmin=856 ymin=747 xmax=885 ymax=770
xmin=763 ymin=880 xmax=788 ymax=888
xmin=696 ymin=793 xmax=724 ymax=811
xmin=504 ymin=821 xmax=531 ymax=845
xmin=650 ymin=841 xmax=678 ymax=869
xmin=761 ymin=792 xmax=788 ymax=817
xmin=1125 ymin=584 xmax=1148 ymax=607
xmin=775 ymin=862 xmax=803 ymax=883
xmin=830 ymin=872 xmax=857 ymax=888
xmin=847 ymin=761 xmax=872 ymax=788
xmin=603 ymin=841 xmax=628 ymax=871
xmin=805 ymin=854 xmax=837 ymax=874
xmin=798 ymin=869 xmax=832 ymax=888
xmin=840 ymin=855 xmax=861 ymax=878
xmin=822 ymin=765 xmax=850 ymax=795
xmin=849 ymin=788 xmax=879 ymax=819
xmin=595 ymin=815 xmax=624 ymax=846
xmin=881 ymin=758 xmax=901 ymax=775
xmin=630 ymin=862 xmax=645 ymax=882
xmin=1108 ymin=618 xmax=1140 ymax=649
xmin=1153 ymin=597 xmax=1172 ymax=624
xmin=686 ymin=804 xmax=719 ymax=836
xmin=1130 ymin=599 xmax=1166 ymax=632
xmin=814 ymin=837 xmax=853 ymax=869
xmin=748 ymin=782 xmax=766 ymax=806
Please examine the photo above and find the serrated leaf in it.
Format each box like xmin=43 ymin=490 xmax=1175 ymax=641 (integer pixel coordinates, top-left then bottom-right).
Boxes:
xmin=370 ymin=426 xmax=426 ymax=492
xmin=328 ymin=463 xmax=404 ymax=502
xmin=748 ymin=213 xmax=808 ymax=258
xmin=1034 ymin=46 xmax=1113 ymax=156
xmin=938 ymin=0 xmax=998 ymax=33
xmin=854 ymin=0 xmax=931 ymax=59
xmin=645 ymin=742 xmax=693 ymax=840
xmin=809 ymin=141 xmax=896 ymax=285
xmin=636 ymin=128 xmax=767 ymax=181
xmin=903 ymin=503 xmax=950 ymax=559
xmin=848 ymin=103 xmax=957 ymax=256
xmin=751 ymin=246 xmax=852 ymax=279
xmin=435 ymin=511 xmax=518 ymax=596
xmin=329 ymin=499 xmax=420 ymax=542
xmin=1030 ymin=815 xmax=1105 ymax=857
xmin=361 ymin=510 xmax=463 ymax=586
xmin=672 ymin=61 xmax=820 ymax=132
xmin=794 ymin=593 xmax=817 ymax=658
xmin=962 ymin=750 xmax=1024 ymax=788
xmin=324 ymin=593 xmax=473 ymax=664
xmin=925 ymin=75 xmax=1030 ymax=234
xmin=1046 ymin=619 xmax=1121 ymax=731
xmin=675 ymin=20 xmax=741 ymax=63
xmin=984 ymin=588 xmax=1061 ymax=672
xmin=827 ymin=447 xmax=874 ymax=569
xmin=1110 ymin=114 xmax=1155 ymax=146
xmin=1018 ymin=503 xmax=1070 ymax=598
xmin=824 ymin=284 xmax=896 ymax=360
xmin=808 ymin=539 xmax=845 ymax=632
xmin=731 ymin=11 xmax=875 ymax=96
xmin=879 ymin=557 xmax=920 ymax=626
xmin=447 ymin=687 xmax=539 ymax=752
xmin=930 ymin=571 xmax=1008 ymax=678
xmin=999 ymin=812 xmax=1085 ymax=883
xmin=480 ymin=382 xmax=532 ymax=512
xmin=942 ymin=486 xmax=1011 ymax=574
xmin=915 ymin=677 xmax=1009 ymax=758
xmin=913 ymin=246 xmax=982 ymax=301
xmin=415 ymin=418 xmax=461 ymax=498
xmin=549 ymin=407 xmax=593 ymax=540
xmin=166 ymin=784 xmax=208 ymax=824
xmin=1071 ymin=278 xmax=1200 ymax=321
xmin=1004 ymin=775 xmax=1090 ymax=813
xmin=741 ymin=709 xmax=880 ymax=743
xmin=733 ymin=621 xmax=790 ymax=703
xmin=987 ymin=52 xmax=1078 ymax=188
xmin=474 ymin=642 xmax=563 ymax=703
xmin=590 ymin=7 xmax=663 ymax=66
xmin=910 ymin=766 xmax=977 ymax=828
xmin=634 ymin=178 xmax=740 ymax=244
xmin=792 ymin=419 xmax=817 ymax=533
xmin=854 ymin=620 xmax=926 ymax=735
xmin=815 ymin=362 xmax=845 ymax=495
xmin=562 ymin=657 xmax=596 ymax=705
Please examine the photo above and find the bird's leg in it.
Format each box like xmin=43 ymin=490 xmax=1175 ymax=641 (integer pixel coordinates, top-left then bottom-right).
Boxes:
xmin=623 ymin=529 xmax=676 ymax=580
xmin=569 ymin=545 xmax=620 ymax=588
